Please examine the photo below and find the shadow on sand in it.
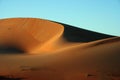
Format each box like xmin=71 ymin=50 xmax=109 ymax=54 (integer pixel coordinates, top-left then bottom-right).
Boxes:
xmin=60 ymin=23 xmax=115 ymax=42
xmin=0 ymin=75 xmax=25 ymax=80
xmin=0 ymin=46 xmax=24 ymax=54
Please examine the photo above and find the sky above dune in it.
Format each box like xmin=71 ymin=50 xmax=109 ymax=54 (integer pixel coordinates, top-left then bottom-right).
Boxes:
xmin=0 ymin=0 xmax=120 ymax=36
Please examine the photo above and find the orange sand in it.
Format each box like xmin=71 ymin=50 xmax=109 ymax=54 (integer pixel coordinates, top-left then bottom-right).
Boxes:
xmin=0 ymin=18 xmax=120 ymax=80
xmin=0 ymin=18 xmax=64 ymax=53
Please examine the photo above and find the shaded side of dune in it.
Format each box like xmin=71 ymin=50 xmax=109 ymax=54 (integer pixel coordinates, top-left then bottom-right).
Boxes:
xmin=57 ymin=22 xmax=115 ymax=42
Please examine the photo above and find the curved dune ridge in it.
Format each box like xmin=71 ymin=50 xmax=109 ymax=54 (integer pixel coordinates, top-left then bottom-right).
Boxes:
xmin=0 ymin=18 xmax=120 ymax=80
xmin=0 ymin=18 xmax=64 ymax=53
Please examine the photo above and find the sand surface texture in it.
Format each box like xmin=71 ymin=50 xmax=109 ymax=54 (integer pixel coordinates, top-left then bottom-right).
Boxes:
xmin=0 ymin=18 xmax=120 ymax=80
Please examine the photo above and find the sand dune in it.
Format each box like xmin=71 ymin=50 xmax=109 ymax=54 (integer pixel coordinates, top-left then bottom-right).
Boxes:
xmin=0 ymin=18 xmax=120 ymax=80
xmin=0 ymin=18 xmax=64 ymax=53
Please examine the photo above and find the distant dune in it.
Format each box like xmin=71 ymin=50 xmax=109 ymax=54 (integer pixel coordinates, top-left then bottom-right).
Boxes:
xmin=0 ymin=18 xmax=120 ymax=80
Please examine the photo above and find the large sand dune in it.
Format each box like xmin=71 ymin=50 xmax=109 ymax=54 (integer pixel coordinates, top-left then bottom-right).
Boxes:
xmin=0 ymin=18 xmax=64 ymax=53
xmin=0 ymin=18 xmax=120 ymax=80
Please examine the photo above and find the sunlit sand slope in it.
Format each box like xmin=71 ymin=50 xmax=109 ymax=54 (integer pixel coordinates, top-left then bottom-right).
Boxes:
xmin=0 ymin=18 xmax=64 ymax=53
